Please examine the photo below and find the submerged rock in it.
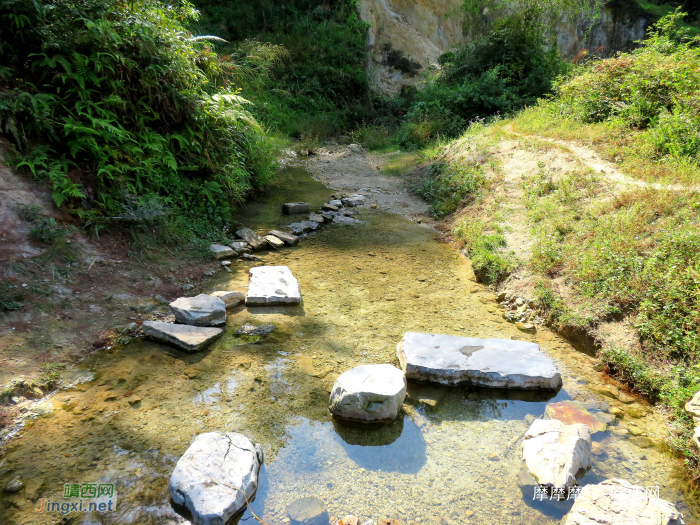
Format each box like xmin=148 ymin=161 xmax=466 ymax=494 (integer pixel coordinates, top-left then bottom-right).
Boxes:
xmin=142 ymin=321 xmax=223 ymax=352
xmin=545 ymin=400 xmax=607 ymax=434
xmin=169 ymin=432 xmax=263 ymax=525
xmin=170 ymin=294 xmax=227 ymax=326
xmin=246 ymin=266 xmax=301 ymax=306
xmin=3 ymin=478 xmax=23 ymax=494
xmin=563 ymin=478 xmax=686 ymax=525
xmin=329 ymin=364 xmax=406 ymax=422
xmin=210 ymin=291 xmax=245 ymax=308
xmin=241 ymin=253 xmax=261 ymax=261
xmin=236 ymin=322 xmax=276 ymax=336
xmin=286 ymin=497 xmax=330 ymax=525
xmin=396 ymin=332 xmax=562 ymax=390
xmin=209 ymin=244 xmax=236 ymax=260
xmin=268 ymin=230 xmax=299 ymax=246
xmin=235 ymin=227 xmax=267 ymax=251
xmin=522 ymin=418 xmax=591 ymax=488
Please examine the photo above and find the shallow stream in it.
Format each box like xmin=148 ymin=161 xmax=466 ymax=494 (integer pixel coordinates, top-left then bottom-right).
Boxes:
xmin=0 ymin=164 xmax=692 ymax=525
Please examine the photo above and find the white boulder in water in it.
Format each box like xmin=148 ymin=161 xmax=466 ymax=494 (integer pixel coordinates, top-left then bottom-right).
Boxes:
xmin=396 ymin=332 xmax=562 ymax=390
xmin=329 ymin=364 xmax=406 ymax=422
xmin=246 ymin=266 xmax=301 ymax=306
xmin=169 ymin=432 xmax=263 ymax=525
xmin=522 ymin=418 xmax=591 ymax=487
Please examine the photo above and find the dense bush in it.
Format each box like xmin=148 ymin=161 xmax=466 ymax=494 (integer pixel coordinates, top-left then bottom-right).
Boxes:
xmin=192 ymin=0 xmax=372 ymax=136
xmin=0 ymin=0 xmax=275 ymax=232
xmin=397 ymin=5 xmax=567 ymax=149
xmin=551 ymin=10 xmax=700 ymax=163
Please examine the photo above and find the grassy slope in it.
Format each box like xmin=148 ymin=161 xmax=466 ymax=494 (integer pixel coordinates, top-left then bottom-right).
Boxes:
xmin=411 ymin=14 xmax=700 ymax=485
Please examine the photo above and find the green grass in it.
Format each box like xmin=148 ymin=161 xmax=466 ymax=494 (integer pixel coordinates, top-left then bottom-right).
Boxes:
xmin=412 ymin=159 xmax=489 ymax=218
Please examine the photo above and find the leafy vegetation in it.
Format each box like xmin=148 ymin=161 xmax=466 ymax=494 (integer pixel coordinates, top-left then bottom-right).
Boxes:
xmin=0 ymin=0 xmax=275 ymax=234
xmin=413 ymin=159 xmax=488 ymax=217
xmin=192 ymin=0 xmax=373 ymax=137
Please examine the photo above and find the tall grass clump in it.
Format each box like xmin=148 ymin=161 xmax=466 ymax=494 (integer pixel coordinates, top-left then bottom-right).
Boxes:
xmin=0 ymin=0 xmax=276 ymax=235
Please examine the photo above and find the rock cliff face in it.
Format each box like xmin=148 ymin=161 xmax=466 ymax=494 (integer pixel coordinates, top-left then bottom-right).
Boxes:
xmin=359 ymin=0 xmax=648 ymax=93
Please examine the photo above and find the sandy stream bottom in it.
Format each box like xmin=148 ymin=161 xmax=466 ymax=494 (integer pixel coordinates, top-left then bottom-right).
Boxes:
xmin=0 ymin=163 xmax=692 ymax=525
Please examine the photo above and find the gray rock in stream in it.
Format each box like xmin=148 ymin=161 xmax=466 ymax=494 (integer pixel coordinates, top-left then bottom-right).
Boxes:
xmin=287 ymin=497 xmax=330 ymax=525
xmin=396 ymin=332 xmax=562 ymax=390
xmin=170 ymin=294 xmax=227 ymax=326
xmin=268 ymin=230 xmax=299 ymax=246
xmin=209 ymin=244 xmax=236 ymax=260
xmin=235 ymin=227 xmax=267 ymax=251
xmin=246 ymin=266 xmax=301 ymax=306
xmin=169 ymin=432 xmax=263 ymax=525
xmin=231 ymin=241 xmax=251 ymax=254
xmin=142 ymin=321 xmax=223 ymax=352
xmin=210 ymin=291 xmax=245 ymax=308
xmin=329 ymin=364 xmax=406 ymax=422
xmin=563 ymin=478 xmax=686 ymax=525
xmin=522 ymin=418 xmax=591 ymax=487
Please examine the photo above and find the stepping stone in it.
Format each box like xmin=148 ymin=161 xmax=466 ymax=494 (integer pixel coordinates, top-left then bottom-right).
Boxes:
xmin=329 ymin=199 xmax=343 ymax=207
xmin=288 ymin=221 xmax=319 ymax=235
xmin=169 ymin=432 xmax=263 ymax=525
xmin=232 ymin=241 xmax=251 ymax=254
xmin=268 ymin=230 xmax=299 ymax=246
xmin=341 ymin=197 xmax=357 ymax=207
xmin=142 ymin=321 xmax=223 ymax=352
xmin=523 ymin=418 xmax=591 ymax=488
xmin=309 ymin=213 xmax=325 ymax=224
xmin=545 ymin=400 xmax=607 ymax=434
xmin=209 ymin=243 xmax=236 ymax=260
xmin=264 ymin=234 xmax=285 ymax=250
xmin=210 ymin=291 xmax=244 ymax=308
xmin=283 ymin=202 xmax=310 ymax=215
xmin=246 ymin=266 xmax=301 ymax=306
xmin=396 ymin=332 xmax=562 ymax=390
xmin=287 ymin=497 xmax=329 ymax=525
xmin=241 ymin=253 xmax=261 ymax=261
xmin=563 ymin=478 xmax=686 ymax=525
xmin=322 ymin=203 xmax=339 ymax=212
xmin=320 ymin=212 xmax=334 ymax=223
xmin=235 ymin=227 xmax=266 ymax=251
xmin=329 ymin=364 xmax=406 ymax=422
xmin=170 ymin=294 xmax=227 ymax=326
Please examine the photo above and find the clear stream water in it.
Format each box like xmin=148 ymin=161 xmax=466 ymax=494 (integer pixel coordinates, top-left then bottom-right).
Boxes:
xmin=0 ymin=164 xmax=692 ymax=525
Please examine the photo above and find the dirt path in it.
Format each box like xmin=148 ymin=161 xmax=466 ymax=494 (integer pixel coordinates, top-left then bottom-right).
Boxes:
xmin=505 ymin=125 xmax=700 ymax=192
xmin=306 ymin=145 xmax=437 ymax=228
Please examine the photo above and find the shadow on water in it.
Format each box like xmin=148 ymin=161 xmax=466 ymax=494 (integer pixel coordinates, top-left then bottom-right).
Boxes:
xmin=332 ymin=415 xmax=427 ymax=474
xmin=423 ymin=384 xmax=571 ymax=422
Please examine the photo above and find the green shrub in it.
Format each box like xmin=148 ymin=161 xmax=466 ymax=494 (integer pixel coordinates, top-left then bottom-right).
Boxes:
xmin=551 ymin=10 xmax=700 ymax=163
xmin=413 ymin=160 xmax=487 ymax=217
xmin=454 ymin=217 xmax=518 ymax=283
xmin=350 ymin=123 xmax=391 ymax=150
xmin=0 ymin=0 xmax=276 ymax=231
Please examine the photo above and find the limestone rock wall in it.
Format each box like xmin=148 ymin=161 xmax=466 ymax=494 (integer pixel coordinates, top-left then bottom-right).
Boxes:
xmin=358 ymin=0 xmax=649 ymax=94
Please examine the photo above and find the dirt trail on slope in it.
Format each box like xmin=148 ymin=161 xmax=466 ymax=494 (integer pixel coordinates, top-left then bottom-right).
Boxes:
xmin=505 ymin=124 xmax=700 ymax=192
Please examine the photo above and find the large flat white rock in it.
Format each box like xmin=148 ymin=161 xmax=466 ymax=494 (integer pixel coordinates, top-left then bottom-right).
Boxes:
xmin=329 ymin=364 xmax=406 ymax=422
xmin=563 ymin=478 xmax=686 ymax=525
xmin=523 ymin=418 xmax=591 ymax=487
xmin=396 ymin=332 xmax=562 ymax=390
xmin=170 ymin=294 xmax=227 ymax=326
xmin=169 ymin=432 xmax=263 ymax=525
xmin=142 ymin=321 xmax=223 ymax=352
xmin=246 ymin=266 xmax=301 ymax=306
